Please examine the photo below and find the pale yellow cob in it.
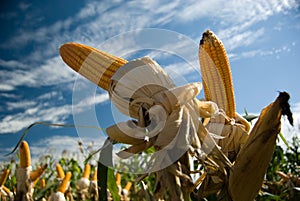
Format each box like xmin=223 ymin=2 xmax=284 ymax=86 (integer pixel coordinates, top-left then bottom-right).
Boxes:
xmin=199 ymin=30 xmax=236 ymax=119
xmin=57 ymin=172 xmax=72 ymax=194
xmin=59 ymin=42 xmax=127 ymax=90
xmin=20 ymin=141 xmax=31 ymax=168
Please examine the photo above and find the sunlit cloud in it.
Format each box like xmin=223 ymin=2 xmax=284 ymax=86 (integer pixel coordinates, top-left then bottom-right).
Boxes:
xmin=0 ymin=91 xmax=109 ymax=134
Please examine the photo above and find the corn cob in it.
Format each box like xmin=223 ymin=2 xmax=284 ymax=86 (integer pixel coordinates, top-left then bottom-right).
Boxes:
xmin=77 ymin=164 xmax=91 ymax=200
xmin=92 ymin=168 xmax=97 ymax=181
xmin=20 ymin=141 xmax=31 ymax=168
xmin=124 ymin=182 xmax=132 ymax=192
xmin=122 ymin=181 xmax=132 ymax=199
xmin=199 ymin=30 xmax=235 ymax=119
xmin=82 ymin=164 xmax=91 ymax=179
xmin=56 ymin=164 xmax=65 ymax=179
xmin=59 ymin=42 xmax=127 ymax=91
xmin=17 ymin=141 xmax=33 ymax=201
xmin=116 ymin=172 xmax=121 ymax=186
xmin=57 ymin=172 xmax=71 ymax=194
xmin=0 ymin=169 xmax=9 ymax=186
xmin=30 ymin=164 xmax=48 ymax=182
xmin=39 ymin=179 xmax=46 ymax=189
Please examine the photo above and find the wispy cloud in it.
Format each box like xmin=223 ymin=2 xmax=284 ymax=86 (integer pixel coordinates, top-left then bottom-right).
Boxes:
xmin=1 ymin=0 xmax=298 ymax=72
xmin=229 ymin=42 xmax=295 ymax=61
xmin=0 ymin=91 xmax=109 ymax=134
xmin=218 ymin=28 xmax=265 ymax=51
xmin=0 ymin=0 xmax=299 ymax=135
xmin=0 ymin=56 xmax=76 ymax=91
xmin=180 ymin=0 xmax=299 ymax=23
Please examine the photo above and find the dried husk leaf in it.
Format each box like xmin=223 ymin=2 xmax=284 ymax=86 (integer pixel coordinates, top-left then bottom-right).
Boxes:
xmin=16 ymin=166 xmax=33 ymax=201
xmin=117 ymin=141 xmax=153 ymax=159
xmin=206 ymin=121 xmax=249 ymax=161
xmin=106 ymin=123 xmax=147 ymax=145
xmin=229 ymin=92 xmax=290 ymax=201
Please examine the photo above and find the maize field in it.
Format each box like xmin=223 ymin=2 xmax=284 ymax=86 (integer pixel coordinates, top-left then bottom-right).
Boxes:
xmin=0 ymin=30 xmax=299 ymax=201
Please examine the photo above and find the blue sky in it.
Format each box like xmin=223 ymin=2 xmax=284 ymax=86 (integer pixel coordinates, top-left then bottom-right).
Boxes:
xmin=0 ymin=0 xmax=300 ymax=163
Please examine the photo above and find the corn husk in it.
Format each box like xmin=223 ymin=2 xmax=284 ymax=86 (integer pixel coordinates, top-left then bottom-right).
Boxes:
xmin=107 ymin=57 xmax=202 ymax=165
xmin=48 ymin=192 xmax=65 ymax=201
xmin=229 ymin=92 xmax=291 ymax=201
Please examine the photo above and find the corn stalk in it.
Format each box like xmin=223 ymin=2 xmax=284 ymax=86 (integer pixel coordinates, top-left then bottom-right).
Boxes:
xmin=58 ymin=30 xmax=293 ymax=201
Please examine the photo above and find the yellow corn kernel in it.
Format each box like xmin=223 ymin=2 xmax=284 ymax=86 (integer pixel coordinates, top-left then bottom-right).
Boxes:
xmin=92 ymin=168 xmax=97 ymax=181
xmin=30 ymin=164 xmax=48 ymax=182
xmin=116 ymin=172 xmax=121 ymax=186
xmin=199 ymin=30 xmax=236 ymax=119
xmin=82 ymin=164 xmax=91 ymax=179
xmin=56 ymin=163 xmax=65 ymax=179
xmin=59 ymin=42 xmax=127 ymax=91
xmin=0 ymin=169 xmax=10 ymax=186
xmin=57 ymin=171 xmax=72 ymax=193
xmin=39 ymin=178 xmax=46 ymax=189
xmin=124 ymin=181 xmax=132 ymax=191
xmin=20 ymin=141 xmax=31 ymax=168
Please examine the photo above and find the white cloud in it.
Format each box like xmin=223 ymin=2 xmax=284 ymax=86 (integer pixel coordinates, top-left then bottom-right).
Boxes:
xmin=1 ymin=0 xmax=298 ymax=69
xmin=0 ymin=104 xmax=71 ymax=134
xmin=2 ymin=134 xmax=104 ymax=166
xmin=0 ymin=84 xmax=15 ymax=91
xmin=29 ymin=135 xmax=81 ymax=162
xmin=0 ymin=59 xmax=28 ymax=68
xmin=0 ymin=0 xmax=299 ymax=135
xmin=218 ymin=28 xmax=265 ymax=51
xmin=6 ymin=100 xmax=36 ymax=111
xmin=0 ymin=91 xmax=109 ymax=134
xmin=0 ymin=56 xmax=77 ymax=91
xmin=230 ymin=42 xmax=295 ymax=61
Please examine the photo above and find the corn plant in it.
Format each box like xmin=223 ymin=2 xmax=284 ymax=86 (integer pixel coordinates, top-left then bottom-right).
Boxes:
xmin=1 ymin=29 xmax=299 ymax=201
